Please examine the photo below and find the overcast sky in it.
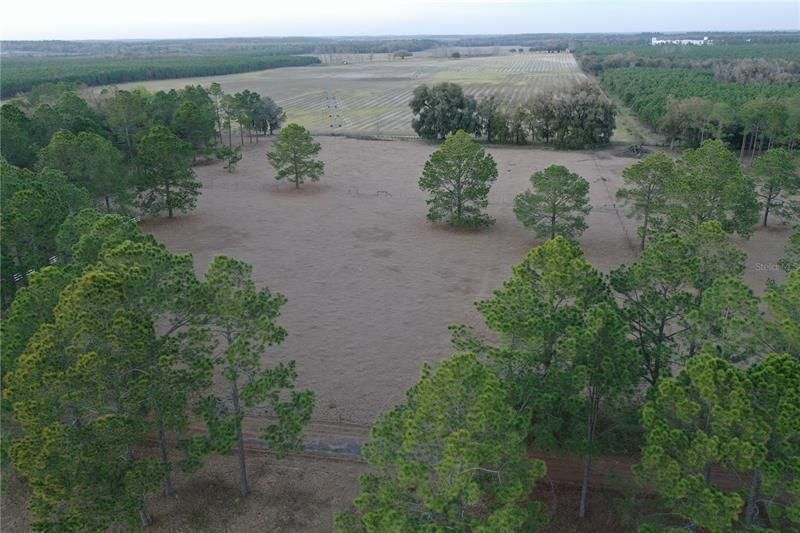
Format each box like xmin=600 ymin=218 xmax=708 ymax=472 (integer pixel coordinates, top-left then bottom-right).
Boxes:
xmin=1 ymin=0 xmax=798 ymax=40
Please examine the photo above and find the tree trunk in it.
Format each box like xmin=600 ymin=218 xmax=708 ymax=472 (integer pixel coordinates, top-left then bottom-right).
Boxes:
xmin=550 ymin=211 xmax=556 ymax=240
xmin=139 ymin=496 xmax=152 ymax=527
xmin=763 ymin=194 xmax=771 ymax=227
xmin=228 ymin=126 xmax=232 ymax=148
xmin=231 ymin=380 xmax=249 ymax=497
xmin=166 ymin=181 xmax=173 ymax=219
xmin=640 ymin=209 xmax=649 ymax=251
xmin=745 ymin=469 xmax=761 ymax=527
xmin=239 ymin=125 xmax=244 ymax=146
xmin=158 ymin=424 xmax=174 ymax=497
xmin=105 ymin=195 xmax=111 ymax=213
xmin=579 ymin=397 xmax=598 ymax=519
xmin=579 ymin=452 xmax=592 ymax=519
xmin=124 ymin=123 xmax=133 ymax=159
xmin=740 ymin=132 xmax=748 ymax=160
xmin=749 ymin=129 xmax=759 ymax=166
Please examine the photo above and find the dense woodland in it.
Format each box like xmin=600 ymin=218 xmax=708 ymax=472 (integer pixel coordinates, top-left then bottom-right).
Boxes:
xmin=1 ymin=34 xmax=799 ymax=532
xmin=0 ymin=37 xmax=444 ymax=98
xmin=575 ymin=42 xmax=800 ymax=155
xmin=0 ymin=55 xmax=320 ymax=99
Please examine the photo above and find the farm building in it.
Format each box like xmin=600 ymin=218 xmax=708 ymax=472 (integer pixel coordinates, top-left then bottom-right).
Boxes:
xmin=651 ymin=36 xmax=713 ymax=45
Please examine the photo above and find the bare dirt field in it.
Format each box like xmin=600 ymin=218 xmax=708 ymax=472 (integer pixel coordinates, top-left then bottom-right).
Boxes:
xmin=144 ymin=136 xmax=791 ymax=429
xmin=100 ymin=52 xmax=587 ymax=136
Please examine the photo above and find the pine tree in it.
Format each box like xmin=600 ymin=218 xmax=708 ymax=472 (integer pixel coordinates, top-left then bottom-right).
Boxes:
xmin=136 ymin=126 xmax=201 ymax=218
xmin=196 ymin=256 xmax=315 ymax=496
xmin=636 ymin=351 xmax=768 ymax=531
xmin=267 ymin=123 xmax=323 ymax=189
xmin=336 ymin=353 xmax=547 ymax=532
xmin=514 ymin=165 xmax=591 ymax=240
xmin=418 ymin=130 xmax=497 ymax=228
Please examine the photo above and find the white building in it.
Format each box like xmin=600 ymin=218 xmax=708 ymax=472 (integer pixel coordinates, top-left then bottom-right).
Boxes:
xmin=651 ymin=36 xmax=713 ymax=46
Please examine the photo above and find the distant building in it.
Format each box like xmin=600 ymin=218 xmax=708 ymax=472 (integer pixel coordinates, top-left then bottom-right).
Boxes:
xmin=651 ymin=36 xmax=713 ymax=46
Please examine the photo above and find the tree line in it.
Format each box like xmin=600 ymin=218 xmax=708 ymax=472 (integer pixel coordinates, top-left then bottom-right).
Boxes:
xmin=577 ymin=42 xmax=800 ymax=77
xmin=2 ymin=37 xmax=438 ymax=58
xmin=417 ymin=133 xmax=797 ymax=238
xmin=336 ymin=227 xmax=799 ymax=531
xmin=0 ymin=55 xmax=320 ymax=99
xmin=336 ymin=134 xmax=800 ymax=530
xmin=0 ymin=83 xmax=289 ymax=305
xmin=409 ymin=82 xmax=616 ymax=149
xmin=601 ymin=68 xmax=799 ymax=151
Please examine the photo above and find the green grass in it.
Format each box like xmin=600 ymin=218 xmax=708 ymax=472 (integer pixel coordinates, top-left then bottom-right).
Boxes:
xmin=0 ymin=54 xmax=321 ymax=98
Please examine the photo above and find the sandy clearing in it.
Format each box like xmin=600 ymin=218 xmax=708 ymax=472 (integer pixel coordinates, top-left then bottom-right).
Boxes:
xmin=143 ymin=136 xmax=791 ymax=429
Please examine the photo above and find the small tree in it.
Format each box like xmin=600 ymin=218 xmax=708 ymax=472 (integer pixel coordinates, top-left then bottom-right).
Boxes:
xmin=779 ymin=229 xmax=800 ymax=272
xmin=418 ymin=130 xmax=497 ymax=228
xmin=514 ymin=165 xmax=591 ymax=240
xmin=616 ymin=151 xmax=675 ymax=250
xmin=198 ymin=256 xmax=315 ymax=497
xmin=136 ymin=126 xmax=201 ymax=218
xmin=751 ymin=148 xmax=800 ymax=227
xmin=336 ymin=353 xmax=547 ymax=532
xmin=267 ymin=124 xmax=323 ymax=189
xmin=636 ymin=352 xmax=768 ymax=532
xmin=216 ymin=145 xmax=242 ymax=173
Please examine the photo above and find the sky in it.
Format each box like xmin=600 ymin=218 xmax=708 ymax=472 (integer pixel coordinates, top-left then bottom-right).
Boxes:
xmin=1 ymin=0 xmax=798 ymax=40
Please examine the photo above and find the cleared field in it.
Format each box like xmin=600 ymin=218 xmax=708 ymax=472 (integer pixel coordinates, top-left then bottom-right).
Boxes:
xmin=105 ymin=52 xmax=587 ymax=136
xmin=142 ymin=137 xmax=791 ymax=427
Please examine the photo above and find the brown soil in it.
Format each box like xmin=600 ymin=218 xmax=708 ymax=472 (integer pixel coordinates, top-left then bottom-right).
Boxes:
xmin=144 ymin=136 xmax=791 ymax=429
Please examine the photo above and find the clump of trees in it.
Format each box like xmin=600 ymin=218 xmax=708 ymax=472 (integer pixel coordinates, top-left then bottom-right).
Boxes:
xmin=267 ymin=124 xmax=324 ymax=189
xmin=37 ymin=129 xmax=129 ymax=212
xmin=409 ymin=83 xmax=481 ymax=140
xmin=617 ymin=140 xmax=762 ymax=245
xmin=410 ymin=82 xmax=616 ymax=149
xmin=418 ymin=130 xmax=497 ymax=228
xmin=1 ymin=207 xmax=316 ymax=529
xmin=0 ymin=82 xmax=290 ymax=232
xmin=341 ymin=221 xmax=800 ymax=529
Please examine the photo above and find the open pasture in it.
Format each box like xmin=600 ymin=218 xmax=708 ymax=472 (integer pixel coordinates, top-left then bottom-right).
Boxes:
xmin=108 ymin=52 xmax=587 ymax=136
xmin=143 ymin=137 xmax=791 ymax=428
